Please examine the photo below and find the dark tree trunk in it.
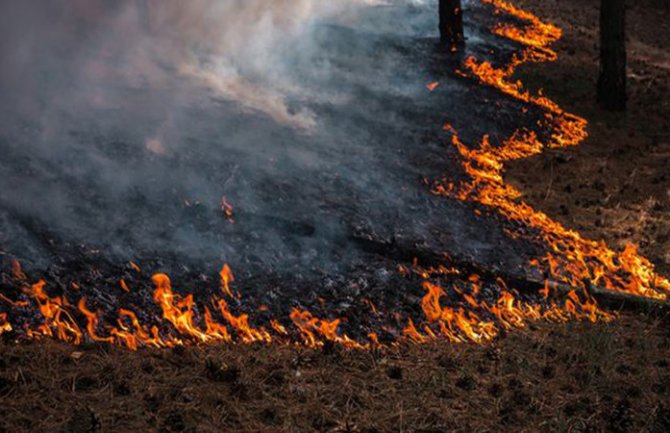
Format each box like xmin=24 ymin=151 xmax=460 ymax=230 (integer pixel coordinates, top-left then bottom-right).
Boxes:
xmin=439 ymin=0 xmax=464 ymax=51
xmin=598 ymin=0 xmax=626 ymax=110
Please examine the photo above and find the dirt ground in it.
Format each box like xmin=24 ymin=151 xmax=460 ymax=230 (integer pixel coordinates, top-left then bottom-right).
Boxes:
xmin=1 ymin=1 xmax=670 ymax=432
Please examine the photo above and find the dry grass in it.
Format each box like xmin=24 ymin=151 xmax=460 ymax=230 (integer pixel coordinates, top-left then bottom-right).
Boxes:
xmin=1 ymin=314 xmax=669 ymax=433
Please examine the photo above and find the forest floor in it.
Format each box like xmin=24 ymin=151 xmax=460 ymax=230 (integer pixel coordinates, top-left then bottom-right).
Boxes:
xmin=1 ymin=1 xmax=670 ymax=432
xmin=1 ymin=316 xmax=669 ymax=433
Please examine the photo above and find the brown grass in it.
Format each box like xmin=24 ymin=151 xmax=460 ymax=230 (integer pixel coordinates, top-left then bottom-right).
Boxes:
xmin=0 ymin=314 xmax=669 ymax=433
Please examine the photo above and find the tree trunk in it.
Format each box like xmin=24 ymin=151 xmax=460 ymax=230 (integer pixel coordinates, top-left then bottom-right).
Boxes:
xmin=598 ymin=0 xmax=626 ymax=110
xmin=439 ymin=0 xmax=464 ymax=51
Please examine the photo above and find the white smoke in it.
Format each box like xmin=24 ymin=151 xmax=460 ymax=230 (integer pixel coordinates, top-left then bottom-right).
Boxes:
xmin=0 ymin=0 xmax=446 ymax=270
xmin=112 ymin=0 xmax=389 ymax=128
xmin=1 ymin=0 xmax=394 ymax=131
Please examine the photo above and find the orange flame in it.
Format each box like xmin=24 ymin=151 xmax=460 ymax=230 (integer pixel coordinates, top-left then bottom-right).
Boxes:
xmin=433 ymin=0 xmax=670 ymax=301
xmin=152 ymin=273 xmax=213 ymax=344
xmin=0 ymin=313 xmax=11 ymax=335
xmin=290 ymin=308 xmax=365 ymax=349
xmin=221 ymin=196 xmax=235 ymax=223
xmin=25 ymin=281 xmax=83 ymax=344
xmin=219 ymin=264 xmax=235 ymax=297
xmin=78 ymin=298 xmax=114 ymax=344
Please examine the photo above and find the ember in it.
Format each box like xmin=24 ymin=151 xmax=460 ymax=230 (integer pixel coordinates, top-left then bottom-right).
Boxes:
xmin=220 ymin=196 xmax=235 ymax=224
xmin=426 ymin=81 xmax=440 ymax=92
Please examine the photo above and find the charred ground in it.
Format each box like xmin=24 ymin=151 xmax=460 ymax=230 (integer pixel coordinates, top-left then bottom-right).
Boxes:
xmin=0 ymin=0 xmax=612 ymax=345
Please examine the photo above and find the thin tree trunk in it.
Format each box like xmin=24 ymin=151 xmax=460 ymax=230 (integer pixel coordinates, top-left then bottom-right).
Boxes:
xmin=439 ymin=0 xmax=464 ymax=51
xmin=598 ymin=0 xmax=626 ymax=110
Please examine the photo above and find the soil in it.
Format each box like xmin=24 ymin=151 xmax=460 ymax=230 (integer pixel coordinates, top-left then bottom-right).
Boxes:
xmin=1 ymin=1 xmax=670 ymax=432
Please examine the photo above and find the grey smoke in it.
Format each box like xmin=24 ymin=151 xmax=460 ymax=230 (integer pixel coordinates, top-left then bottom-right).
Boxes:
xmin=0 ymin=0 xmax=534 ymax=281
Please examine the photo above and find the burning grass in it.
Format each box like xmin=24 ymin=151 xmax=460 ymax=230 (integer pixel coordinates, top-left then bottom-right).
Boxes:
xmin=444 ymin=0 xmax=670 ymax=302
xmin=1 ymin=0 xmax=669 ymax=351
xmin=0 ymin=260 xmax=617 ymax=350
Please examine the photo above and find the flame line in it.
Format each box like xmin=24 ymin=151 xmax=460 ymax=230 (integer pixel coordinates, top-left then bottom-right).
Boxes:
xmin=2 ymin=0 xmax=667 ymax=349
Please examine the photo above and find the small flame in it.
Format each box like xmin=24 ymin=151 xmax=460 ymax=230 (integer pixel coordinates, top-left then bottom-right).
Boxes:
xmin=78 ymin=299 xmax=114 ymax=344
xmin=152 ymin=273 xmax=213 ymax=344
xmin=290 ymin=308 xmax=364 ymax=349
xmin=25 ymin=281 xmax=83 ymax=344
xmin=0 ymin=313 xmax=12 ymax=335
xmin=219 ymin=264 xmax=235 ymax=297
xmin=220 ymin=196 xmax=235 ymax=223
xmin=426 ymin=81 xmax=440 ymax=92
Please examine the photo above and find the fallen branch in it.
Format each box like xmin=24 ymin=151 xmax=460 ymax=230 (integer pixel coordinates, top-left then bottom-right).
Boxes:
xmin=349 ymin=229 xmax=670 ymax=314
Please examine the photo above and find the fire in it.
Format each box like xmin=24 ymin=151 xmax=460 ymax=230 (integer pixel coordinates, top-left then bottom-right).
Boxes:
xmin=213 ymin=297 xmax=271 ymax=343
xmin=0 ymin=261 xmax=617 ymax=350
xmin=403 ymin=319 xmax=428 ymax=343
xmin=0 ymin=0 xmax=667 ymax=351
xmin=16 ymin=266 xmax=270 ymax=348
xmin=112 ymin=309 xmax=164 ymax=350
xmin=406 ymin=271 xmax=611 ymax=345
xmin=152 ymin=273 xmax=214 ymax=344
xmin=482 ymin=0 xmax=561 ymax=62
xmin=78 ymin=298 xmax=114 ymax=344
xmin=433 ymin=0 xmax=670 ymax=301
xmin=219 ymin=264 xmax=235 ymax=297
xmin=426 ymin=81 xmax=440 ymax=92
xmin=220 ymin=196 xmax=235 ymax=223
xmin=25 ymin=281 xmax=83 ymax=344
xmin=289 ymin=308 xmax=365 ymax=349
xmin=1 ymin=263 xmax=380 ymax=350
xmin=0 ymin=313 xmax=11 ymax=335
